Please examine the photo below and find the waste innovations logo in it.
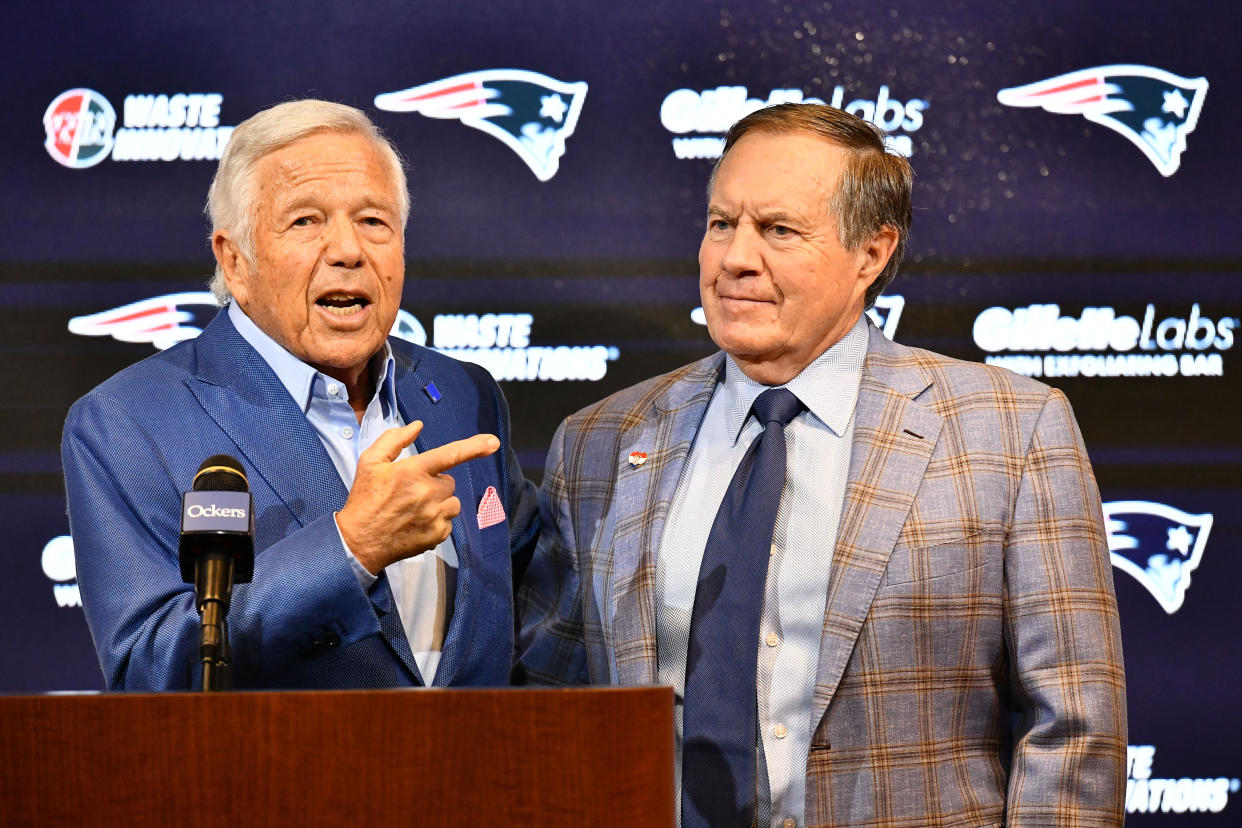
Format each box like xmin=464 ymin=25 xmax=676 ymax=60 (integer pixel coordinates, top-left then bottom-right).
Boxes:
xmin=1127 ymin=744 xmax=1239 ymax=816
xmin=997 ymin=65 xmax=1208 ymax=176
xmin=691 ymin=294 xmax=905 ymax=340
xmin=426 ymin=313 xmax=619 ymax=382
xmin=1104 ymin=501 xmax=1212 ymax=614
xmin=660 ymin=85 xmax=927 ymax=160
xmin=44 ymin=89 xmax=236 ymax=168
xmin=42 ymin=536 xmax=80 ymax=608
xmin=68 ymin=294 xmax=620 ymax=383
xmin=375 ymin=70 xmax=588 ymax=181
xmin=975 ymin=303 xmax=1236 ymax=379
xmin=43 ymin=89 xmax=116 ymax=168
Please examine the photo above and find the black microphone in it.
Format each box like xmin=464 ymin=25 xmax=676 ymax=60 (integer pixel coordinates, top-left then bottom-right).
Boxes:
xmin=178 ymin=454 xmax=254 ymax=689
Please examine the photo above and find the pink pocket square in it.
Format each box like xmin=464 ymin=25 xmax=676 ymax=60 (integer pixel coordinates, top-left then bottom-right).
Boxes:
xmin=476 ymin=486 xmax=506 ymax=529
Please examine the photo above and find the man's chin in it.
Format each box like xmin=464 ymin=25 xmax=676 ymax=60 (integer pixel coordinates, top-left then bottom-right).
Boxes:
xmin=303 ymin=334 xmax=386 ymax=372
xmin=706 ymin=321 xmax=777 ymax=355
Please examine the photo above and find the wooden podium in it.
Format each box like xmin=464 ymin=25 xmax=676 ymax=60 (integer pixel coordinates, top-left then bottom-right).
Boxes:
xmin=0 ymin=687 xmax=674 ymax=827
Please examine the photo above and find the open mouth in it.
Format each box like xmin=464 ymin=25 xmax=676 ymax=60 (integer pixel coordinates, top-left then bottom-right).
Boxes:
xmin=316 ymin=293 xmax=370 ymax=317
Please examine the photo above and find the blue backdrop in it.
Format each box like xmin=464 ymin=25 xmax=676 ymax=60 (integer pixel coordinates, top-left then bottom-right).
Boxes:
xmin=2 ymin=2 xmax=1238 ymax=821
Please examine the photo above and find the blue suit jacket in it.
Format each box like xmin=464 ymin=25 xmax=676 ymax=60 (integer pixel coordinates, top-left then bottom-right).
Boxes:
xmin=63 ymin=310 xmax=537 ymax=690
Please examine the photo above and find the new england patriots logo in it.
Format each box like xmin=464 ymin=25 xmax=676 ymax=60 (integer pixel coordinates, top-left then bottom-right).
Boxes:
xmin=997 ymin=65 xmax=1208 ymax=176
xmin=866 ymin=295 xmax=905 ymax=340
xmin=375 ymin=70 xmax=588 ymax=182
xmin=1104 ymin=500 xmax=1213 ymax=614
xmin=68 ymin=292 xmax=220 ymax=350
xmin=69 ymin=294 xmax=430 ymax=351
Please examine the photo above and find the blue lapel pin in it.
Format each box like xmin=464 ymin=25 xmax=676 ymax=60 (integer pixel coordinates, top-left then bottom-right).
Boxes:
xmin=423 ymin=381 xmax=442 ymax=404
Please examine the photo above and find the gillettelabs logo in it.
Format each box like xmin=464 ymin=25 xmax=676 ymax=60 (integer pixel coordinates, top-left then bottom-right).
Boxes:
xmin=976 ymin=303 xmax=1236 ymax=378
xmin=1104 ymin=501 xmax=1212 ymax=614
xmin=997 ymin=65 xmax=1208 ymax=176
xmin=691 ymin=294 xmax=905 ymax=340
xmin=43 ymin=90 xmax=235 ymax=167
xmin=661 ymin=85 xmax=927 ymax=159
xmin=68 ymin=297 xmax=619 ymax=383
xmin=375 ymin=70 xmax=588 ymax=182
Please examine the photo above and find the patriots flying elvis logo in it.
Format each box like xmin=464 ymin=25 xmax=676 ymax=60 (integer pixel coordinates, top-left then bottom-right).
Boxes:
xmin=1103 ymin=500 xmax=1213 ymax=614
xmin=68 ymin=292 xmax=220 ymax=350
xmin=997 ymin=65 xmax=1208 ymax=176
xmin=68 ymin=293 xmax=428 ymax=350
xmin=375 ymin=70 xmax=588 ymax=182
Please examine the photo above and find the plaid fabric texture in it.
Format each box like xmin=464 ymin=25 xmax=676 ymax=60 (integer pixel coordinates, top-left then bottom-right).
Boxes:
xmin=516 ymin=322 xmax=1126 ymax=827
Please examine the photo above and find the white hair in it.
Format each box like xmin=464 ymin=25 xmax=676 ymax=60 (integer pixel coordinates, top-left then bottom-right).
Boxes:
xmin=206 ymin=99 xmax=409 ymax=303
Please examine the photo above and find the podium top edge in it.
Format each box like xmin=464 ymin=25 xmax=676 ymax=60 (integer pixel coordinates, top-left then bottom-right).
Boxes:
xmin=0 ymin=685 xmax=677 ymax=701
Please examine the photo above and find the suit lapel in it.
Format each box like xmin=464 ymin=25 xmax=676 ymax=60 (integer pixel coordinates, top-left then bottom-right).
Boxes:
xmin=188 ymin=313 xmax=425 ymax=683
xmin=810 ymin=327 xmax=943 ymax=729
xmin=184 ymin=312 xmax=348 ymax=526
xmin=391 ymin=348 xmax=481 ymax=687
xmin=610 ymin=356 xmax=723 ymax=686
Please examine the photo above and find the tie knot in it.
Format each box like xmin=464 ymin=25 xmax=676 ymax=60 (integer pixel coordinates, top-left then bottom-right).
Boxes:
xmin=751 ymin=387 xmax=804 ymax=428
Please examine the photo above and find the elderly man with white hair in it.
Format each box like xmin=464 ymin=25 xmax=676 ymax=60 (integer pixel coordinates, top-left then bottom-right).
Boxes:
xmin=64 ymin=99 xmax=537 ymax=690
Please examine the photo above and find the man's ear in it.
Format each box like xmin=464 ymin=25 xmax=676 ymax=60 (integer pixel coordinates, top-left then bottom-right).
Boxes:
xmin=212 ymin=230 xmax=250 ymax=307
xmin=856 ymin=225 xmax=900 ymax=290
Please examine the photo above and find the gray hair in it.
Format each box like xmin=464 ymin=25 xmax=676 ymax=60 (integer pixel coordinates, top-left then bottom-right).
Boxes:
xmin=709 ymin=103 xmax=913 ymax=310
xmin=206 ymin=99 xmax=409 ymax=303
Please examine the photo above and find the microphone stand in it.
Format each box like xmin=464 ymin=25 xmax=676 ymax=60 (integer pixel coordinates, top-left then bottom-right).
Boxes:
xmin=196 ymin=550 xmax=235 ymax=692
xmin=180 ymin=454 xmax=254 ymax=692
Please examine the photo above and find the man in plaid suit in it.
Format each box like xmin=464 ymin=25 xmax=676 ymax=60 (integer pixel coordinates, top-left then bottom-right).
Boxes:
xmin=516 ymin=103 xmax=1126 ymax=827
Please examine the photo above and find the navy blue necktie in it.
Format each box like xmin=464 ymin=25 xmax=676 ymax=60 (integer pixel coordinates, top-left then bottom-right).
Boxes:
xmin=682 ymin=387 xmax=805 ymax=827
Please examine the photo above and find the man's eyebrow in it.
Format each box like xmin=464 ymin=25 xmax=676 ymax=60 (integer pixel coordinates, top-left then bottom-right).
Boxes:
xmin=272 ymin=195 xmax=315 ymax=214
xmin=357 ymin=196 xmax=400 ymax=213
xmin=755 ymin=210 xmax=801 ymax=225
xmin=273 ymin=195 xmax=398 ymax=215
xmin=706 ymin=204 xmax=733 ymax=219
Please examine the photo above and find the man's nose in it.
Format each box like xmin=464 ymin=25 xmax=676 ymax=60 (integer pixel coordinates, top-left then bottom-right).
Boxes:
xmin=719 ymin=224 xmax=763 ymax=276
xmin=324 ymin=218 xmax=364 ymax=268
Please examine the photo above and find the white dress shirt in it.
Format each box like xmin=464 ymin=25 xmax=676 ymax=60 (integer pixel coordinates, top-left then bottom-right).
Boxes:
xmin=656 ymin=315 xmax=867 ymax=827
xmin=229 ymin=302 xmax=456 ymax=684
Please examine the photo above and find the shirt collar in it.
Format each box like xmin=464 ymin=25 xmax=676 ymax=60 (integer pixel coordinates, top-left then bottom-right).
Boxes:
xmin=719 ymin=314 xmax=869 ymax=445
xmin=228 ymin=302 xmax=396 ymax=415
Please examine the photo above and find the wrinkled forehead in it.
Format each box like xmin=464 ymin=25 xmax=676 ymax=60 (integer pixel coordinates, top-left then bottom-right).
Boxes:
xmin=255 ymin=132 xmax=401 ymax=206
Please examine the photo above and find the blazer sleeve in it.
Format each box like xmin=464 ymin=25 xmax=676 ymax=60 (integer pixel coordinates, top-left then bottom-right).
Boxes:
xmin=1003 ymin=387 xmax=1127 ymax=825
xmin=513 ymin=418 xmax=590 ymax=685
xmin=63 ymin=391 xmax=381 ymax=690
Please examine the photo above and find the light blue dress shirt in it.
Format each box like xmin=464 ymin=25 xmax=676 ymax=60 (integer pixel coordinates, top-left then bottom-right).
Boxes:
xmin=656 ymin=315 xmax=868 ymax=828
xmin=228 ymin=303 xmax=457 ymax=683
